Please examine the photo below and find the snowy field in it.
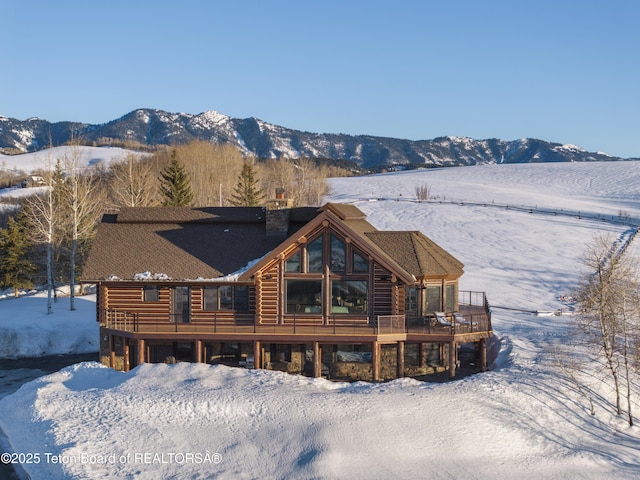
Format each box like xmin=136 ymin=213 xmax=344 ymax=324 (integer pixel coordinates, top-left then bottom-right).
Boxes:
xmin=0 ymin=146 xmax=143 ymax=174
xmin=1 ymin=161 xmax=640 ymax=479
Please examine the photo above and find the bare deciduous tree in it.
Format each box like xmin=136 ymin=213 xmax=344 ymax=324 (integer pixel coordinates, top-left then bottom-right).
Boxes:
xmin=62 ymin=145 xmax=105 ymax=310
xmin=260 ymin=157 xmax=329 ymax=206
xmin=24 ymin=156 xmax=58 ymax=314
xmin=109 ymin=153 xmax=158 ymax=207
xmin=415 ymin=183 xmax=431 ymax=201
xmin=573 ymin=233 xmax=640 ymax=426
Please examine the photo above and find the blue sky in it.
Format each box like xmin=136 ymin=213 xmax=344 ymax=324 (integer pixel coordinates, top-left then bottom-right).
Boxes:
xmin=1 ymin=0 xmax=639 ymax=157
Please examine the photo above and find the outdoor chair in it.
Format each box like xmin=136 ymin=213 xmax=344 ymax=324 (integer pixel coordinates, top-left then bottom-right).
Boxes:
xmin=435 ymin=312 xmax=453 ymax=327
xmin=453 ymin=312 xmax=477 ymax=327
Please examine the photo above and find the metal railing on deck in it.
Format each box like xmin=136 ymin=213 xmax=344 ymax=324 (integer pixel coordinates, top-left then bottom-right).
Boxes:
xmin=101 ymin=291 xmax=492 ymax=337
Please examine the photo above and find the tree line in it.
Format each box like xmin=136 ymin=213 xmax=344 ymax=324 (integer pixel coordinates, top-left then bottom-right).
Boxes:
xmin=0 ymin=141 xmax=351 ymax=309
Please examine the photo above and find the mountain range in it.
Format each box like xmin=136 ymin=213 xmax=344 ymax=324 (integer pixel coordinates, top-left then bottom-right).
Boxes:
xmin=0 ymin=108 xmax=634 ymax=168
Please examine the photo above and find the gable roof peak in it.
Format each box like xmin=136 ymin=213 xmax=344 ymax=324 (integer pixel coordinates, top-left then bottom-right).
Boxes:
xmin=320 ymin=203 xmax=367 ymax=221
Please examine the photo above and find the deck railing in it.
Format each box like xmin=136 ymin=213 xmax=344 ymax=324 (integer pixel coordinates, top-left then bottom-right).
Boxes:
xmin=100 ymin=291 xmax=492 ymax=337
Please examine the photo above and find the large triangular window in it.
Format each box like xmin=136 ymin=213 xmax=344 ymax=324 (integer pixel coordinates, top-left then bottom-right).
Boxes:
xmin=330 ymin=234 xmax=346 ymax=273
xmin=307 ymin=235 xmax=323 ymax=273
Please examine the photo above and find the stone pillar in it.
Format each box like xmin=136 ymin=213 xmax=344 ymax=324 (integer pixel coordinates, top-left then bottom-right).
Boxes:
xmin=448 ymin=341 xmax=456 ymax=380
xmin=419 ymin=343 xmax=427 ymax=368
xmin=479 ymin=338 xmax=487 ymax=372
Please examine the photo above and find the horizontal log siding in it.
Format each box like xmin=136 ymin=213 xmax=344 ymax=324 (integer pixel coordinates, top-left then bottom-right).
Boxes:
xmin=105 ymin=285 xmax=257 ymax=326
xmin=260 ymin=264 xmax=280 ymax=324
xmin=373 ymin=263 xmax=394 ymax=318
xmin=106 ymin=285 xmax=170 ymax=321
xmin=191 ymin=286 xmax=256 ymax=325
xmin=397 ymin=287 xmax=406 ymax=316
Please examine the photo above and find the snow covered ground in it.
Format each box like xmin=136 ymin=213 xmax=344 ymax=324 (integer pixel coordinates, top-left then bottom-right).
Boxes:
xmin=0 ymin=289 xmax=98 ymax=359
xmin=0 ymin=146 xmax=143 ymax=174
xmin=1 ymin=161 xmax=640 ymax=479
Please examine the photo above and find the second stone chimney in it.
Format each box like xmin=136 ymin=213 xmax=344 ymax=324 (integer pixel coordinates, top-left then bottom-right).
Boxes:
xmin=265 ymin=189 xmax=294 ymax=236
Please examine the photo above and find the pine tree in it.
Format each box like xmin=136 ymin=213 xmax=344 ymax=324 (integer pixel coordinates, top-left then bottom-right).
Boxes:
xmin=229 ymin=161 xmax=265 ymax=206
xmin=0 ymin=214 xmax=36 ymax=297
xmin=159 ymin=149 xmax=194 ymax=207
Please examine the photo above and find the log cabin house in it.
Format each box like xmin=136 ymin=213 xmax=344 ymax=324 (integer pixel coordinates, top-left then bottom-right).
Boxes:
xmin=81 ymin=197 xmax=492 ymax=381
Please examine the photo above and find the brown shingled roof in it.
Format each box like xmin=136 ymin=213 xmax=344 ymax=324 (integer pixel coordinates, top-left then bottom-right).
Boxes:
xmin=81 ymin=207 xmax=319 ymax=282
xmin=364 ymin=231 xmax=464 ymax=279
xmin=82 ymin=203 xmax=463 ymax=284
xmin=320 ymin=203 xmax=367 ymax=220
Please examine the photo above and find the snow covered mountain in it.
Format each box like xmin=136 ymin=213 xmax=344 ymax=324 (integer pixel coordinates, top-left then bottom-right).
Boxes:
xmin=0 ymin=109 xmax=632 ymax=168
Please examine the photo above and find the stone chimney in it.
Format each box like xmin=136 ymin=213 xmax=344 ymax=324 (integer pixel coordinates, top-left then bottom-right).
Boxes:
xmin=265 ymin=189 xmax=293 ymax=236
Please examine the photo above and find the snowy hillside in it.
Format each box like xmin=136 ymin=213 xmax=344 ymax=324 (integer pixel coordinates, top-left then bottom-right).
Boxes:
xmin=1 ymin=109 xmax=632 ymax=167
xmin=1 ymin=161 xmax=639 ymax=479
xmin=0 ymin=145 xmax=142 ymax=174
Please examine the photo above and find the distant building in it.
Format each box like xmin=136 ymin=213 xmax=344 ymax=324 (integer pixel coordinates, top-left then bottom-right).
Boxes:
xmin=20 ymin=175 xmax=46 ymax=188
xmin=81 ymin=197 xmax=492 ymax=381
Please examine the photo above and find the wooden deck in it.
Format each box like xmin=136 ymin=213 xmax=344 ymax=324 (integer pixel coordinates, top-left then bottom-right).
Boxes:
xmin=100 ymin=304 xmax=491 ymax=344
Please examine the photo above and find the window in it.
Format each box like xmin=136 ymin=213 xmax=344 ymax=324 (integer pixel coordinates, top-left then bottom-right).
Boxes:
xmin=445 ymin=284 xmax=456 ymax=312
xmin=203 ymin=286 xmax=250 ymax=311
xmin=331 ymin=280 xmax=367 ymax=314
xmin=425 ymin=285 xmax=442 ymax=312
xmin=352 ymin=250 xmax=369 ymax=273
xmin=286 ymin=279 xmax=322 ymax=313
xmin=405 ymin=287 xmax=418 ymax=315
xmin=219 ymin=286 xmax=233 ymax=310
xmin=143 ymin=285 xmax=159 ymax=302
xmin=307 ymin=236 xmax=323 ymax=273
xmin=234 ymin=286 xmax=249 ymax=311
xmin=285 ymin=250 xmax=301 ymax=273
xmin=173 ymin=286 xmax=190 ymax=323
xmin=330 ymin=234 xmax=346 ymax=272
xmin=203 ymin=287 xmax=217 ymax=310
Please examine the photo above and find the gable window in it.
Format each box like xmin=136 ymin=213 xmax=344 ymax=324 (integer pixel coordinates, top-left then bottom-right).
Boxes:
xmin=282 ymin=230 xmax=373 ymax=316
xmin=285 ymin=250 xmax=301 ymax=273
xmin=352 ymin=250 xmax=369 ymax=273
xmin=307 ymin=236 xmax=324 ymax=273
xmin=143 ymin=285 xmax=159 ymax=302
xmin=286 ymin=279 xmax=322 ymax=313
xmin=331 ymin=280 xmax=367 ymax=314
xmin=203 ymin=286 xmax=250 ymax=311
xmin=330 ymin=234 xmax=346 ymax=273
